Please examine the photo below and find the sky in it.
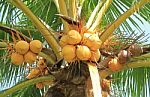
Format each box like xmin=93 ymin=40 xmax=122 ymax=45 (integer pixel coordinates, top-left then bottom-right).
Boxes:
xmin=140 ymin=20 xmax=150 ymax=43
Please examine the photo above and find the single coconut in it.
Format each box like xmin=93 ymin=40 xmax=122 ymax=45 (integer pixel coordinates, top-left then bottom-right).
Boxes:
xmin=15 ymin=40 xmax=29 ymax=54
xmin=90 ymin=49 xmax=101 ymax=62
xmin=128 ymin=44 xmax=143 ymax=56
xmin=82 ymin=33 xmax=102 ymax=50
xmin=30 ymin=40 xmax=42 ymax=53
xmin=76 ymin=45 xmax=91 ymax=60
xmin=36 ymin=82 xmax=44 ymax=89
xmin=62 ymin=45 xmax=76 ymax=62
xmin=11 ymin=52 xmax=24 ymax=65
xmin=108 ymin=57 xmax=122 ymax=71
xmin=59 ymin=35 xmax=69 ymax=47
xmin=26 ymin=68 xmax=41 ymax=79
xmin=118 ymin=50 xmax=131 ymax=64
xmin=67 ymin=30 xmax=82 ymax=45
xmin=24 ymin=51 xmax=37 ymax=64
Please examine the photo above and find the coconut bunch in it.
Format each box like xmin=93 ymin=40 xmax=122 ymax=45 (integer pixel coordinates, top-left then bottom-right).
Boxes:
xmin=11 ymin=40 xmax=42 ymax=65
xmin=59 ymin=29 xmax=102 ymax=62
xmin=26 ymin=58 xmax=51 ymax=89
xmin=100 ymin=44 xmax=143 ymax=72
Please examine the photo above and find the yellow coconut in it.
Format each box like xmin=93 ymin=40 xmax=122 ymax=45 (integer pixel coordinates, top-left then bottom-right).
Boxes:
xmin=36 ymin=82 xmax=44 ymax=89
xmin=62 ymin=45 xmax=76 ymax=62
xmin=30 ymin=40 xmax=42 ymax=53
xmin=90 ymin=49 xmax=101 ymax=62
xmin=67 ymin=30 xmax=82 ymax=45
xmin=76 ymin=45 xmax=91 ymax=60
xmin=59 ymin=35 xmax=69 ymax=47
xmin=108 ymin=57 xmax=122 ymax=71
xmin=26 ymin=68 xmax=41 ymax=79
xmin=24 ymin=51 xmax=37 ymax=64
xmin=15 ymin=41 xmax=29 ymax=54
xmin=11 ymin=52 xmax=24 ymax=65
xmin=82 ymin=33 xmax=102 ymax=50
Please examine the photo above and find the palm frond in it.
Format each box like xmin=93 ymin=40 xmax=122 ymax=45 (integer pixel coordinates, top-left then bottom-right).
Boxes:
xmin=111 ymin=67 xmax=150 ymax=97
xmin=10 ymin=85 xmax=42 ymax=97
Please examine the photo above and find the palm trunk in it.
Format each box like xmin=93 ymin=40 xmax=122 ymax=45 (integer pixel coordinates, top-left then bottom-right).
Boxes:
xmin=45 ymin=62 xmax=90 ymax=97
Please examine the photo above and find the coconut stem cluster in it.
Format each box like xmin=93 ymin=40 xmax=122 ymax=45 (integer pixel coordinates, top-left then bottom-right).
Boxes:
xmin=59 ymin=30 xmax=102 ymax=62
xmin=10 ymin=40 xmax=42 ymax=65
xmin=26 ymin=58 xmax=51 ymax=89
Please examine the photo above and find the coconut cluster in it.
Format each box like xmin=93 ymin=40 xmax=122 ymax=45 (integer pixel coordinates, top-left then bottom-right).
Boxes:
xmin=59 ymin=30 xmax=102 ymax=62
xmin=26 ymin=58 xmax=51 ymax=89
xmin=101 ymin=44 xmax=143 ymax=72
xmin=11 ymin=40 xmax=42 ymax=65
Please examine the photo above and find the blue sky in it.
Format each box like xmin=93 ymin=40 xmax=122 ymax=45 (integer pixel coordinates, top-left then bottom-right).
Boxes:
xmin=141 ymin=21 xmax=150 ymax=43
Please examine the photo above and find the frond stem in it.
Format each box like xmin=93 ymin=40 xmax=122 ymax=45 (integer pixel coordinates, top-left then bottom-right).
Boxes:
xmin=100 ymin=0 xmax=149 ymax=43
xmin=87 ymin=63 xmax=102 ymax=97
xmin=89 ymin=0 xmax=112 ymax=31
xmin=0 ymin=75 xmax=55 ymax=97
xmin=86 ymin=1 xmax=103 ymax=29
xmin=68 ymin=0 xmax=77 ymax=20
xmin=0 ymin=42 xmax=7 ymax=48
xmin=54 ymin=0 xmax=70 ymax=32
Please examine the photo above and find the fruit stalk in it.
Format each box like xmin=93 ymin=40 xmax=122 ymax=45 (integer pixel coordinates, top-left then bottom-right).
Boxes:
xmin=68 ymin=0 xmax=77 ymax=20
xmin=54 ymin=0 xmax=70 ymax=32
xmin=8 ymin=0 xmax=62 ymax=59
xmin=0 ymin=24 xmax=31 ymax=42
xmin=100 ymin=0 xmax=149 ymax=43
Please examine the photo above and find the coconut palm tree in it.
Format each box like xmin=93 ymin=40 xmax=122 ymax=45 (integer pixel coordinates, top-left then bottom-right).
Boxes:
xmin=0 ymin=0 xmax=150 ymax=97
